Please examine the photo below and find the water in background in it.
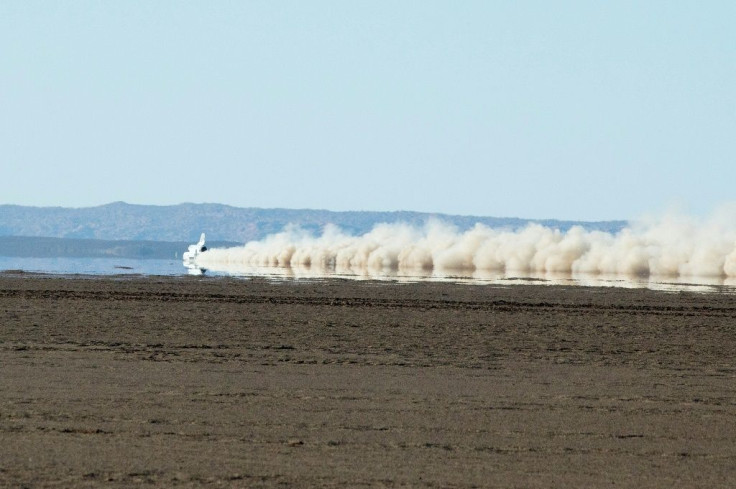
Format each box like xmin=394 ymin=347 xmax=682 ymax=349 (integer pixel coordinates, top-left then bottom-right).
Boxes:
xmin=0 ymin=256 xmax=185 ymax=276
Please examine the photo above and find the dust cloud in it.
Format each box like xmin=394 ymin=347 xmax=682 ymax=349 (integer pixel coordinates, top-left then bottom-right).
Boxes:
xmin=196 ymin=209 xmax=736 ymax=279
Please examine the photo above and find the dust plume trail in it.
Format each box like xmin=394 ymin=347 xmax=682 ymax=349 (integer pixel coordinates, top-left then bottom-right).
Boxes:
xmin=195 ymin=208 xmax=736 ymax=279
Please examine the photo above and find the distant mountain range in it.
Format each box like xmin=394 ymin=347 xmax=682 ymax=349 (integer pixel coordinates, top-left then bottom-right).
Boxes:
xmin=0 ymin=202 xmax=627 ymax=243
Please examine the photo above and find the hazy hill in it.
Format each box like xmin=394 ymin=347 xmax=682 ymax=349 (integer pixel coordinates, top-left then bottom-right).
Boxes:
xmin=0 ymin=202 xmax=627 ymax=243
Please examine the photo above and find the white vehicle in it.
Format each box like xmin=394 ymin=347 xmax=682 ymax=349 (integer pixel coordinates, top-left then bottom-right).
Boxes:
xmin=183 ymin=233 xmax=207 ymax=266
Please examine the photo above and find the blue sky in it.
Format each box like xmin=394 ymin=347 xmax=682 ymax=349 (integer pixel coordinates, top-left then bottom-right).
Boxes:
xmin=2 ymin=1 xmax=734 ymax=220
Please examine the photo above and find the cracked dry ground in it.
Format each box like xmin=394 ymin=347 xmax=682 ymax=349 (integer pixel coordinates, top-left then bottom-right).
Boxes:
xmin=1 ymin=274 xmax=735 ymax=488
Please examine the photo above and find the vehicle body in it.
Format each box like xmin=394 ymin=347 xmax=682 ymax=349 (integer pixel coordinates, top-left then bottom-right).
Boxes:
xmin=182 ymin=233 xmax=207 ymax=266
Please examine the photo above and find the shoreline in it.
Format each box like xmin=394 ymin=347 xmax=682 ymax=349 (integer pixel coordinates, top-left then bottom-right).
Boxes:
xmin=3 ymin=265 xmax=736 ymax=294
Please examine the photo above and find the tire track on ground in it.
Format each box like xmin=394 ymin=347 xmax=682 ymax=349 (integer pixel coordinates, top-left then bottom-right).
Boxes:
xmin=2 ymin=288 xmax=735 ymax=318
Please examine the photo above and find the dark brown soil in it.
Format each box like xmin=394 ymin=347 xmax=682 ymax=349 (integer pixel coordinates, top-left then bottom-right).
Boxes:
xmin=2 ymin=274 xmax=735 ymax=488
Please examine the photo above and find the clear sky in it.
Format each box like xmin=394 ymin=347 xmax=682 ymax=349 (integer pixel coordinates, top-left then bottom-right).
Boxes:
xmin=2 ymin=1 xmax=734 ymax=221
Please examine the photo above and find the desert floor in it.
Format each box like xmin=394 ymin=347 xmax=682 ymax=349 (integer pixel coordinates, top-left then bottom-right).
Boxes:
xmin=1 ymin=273 xmax=735 ymax=488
